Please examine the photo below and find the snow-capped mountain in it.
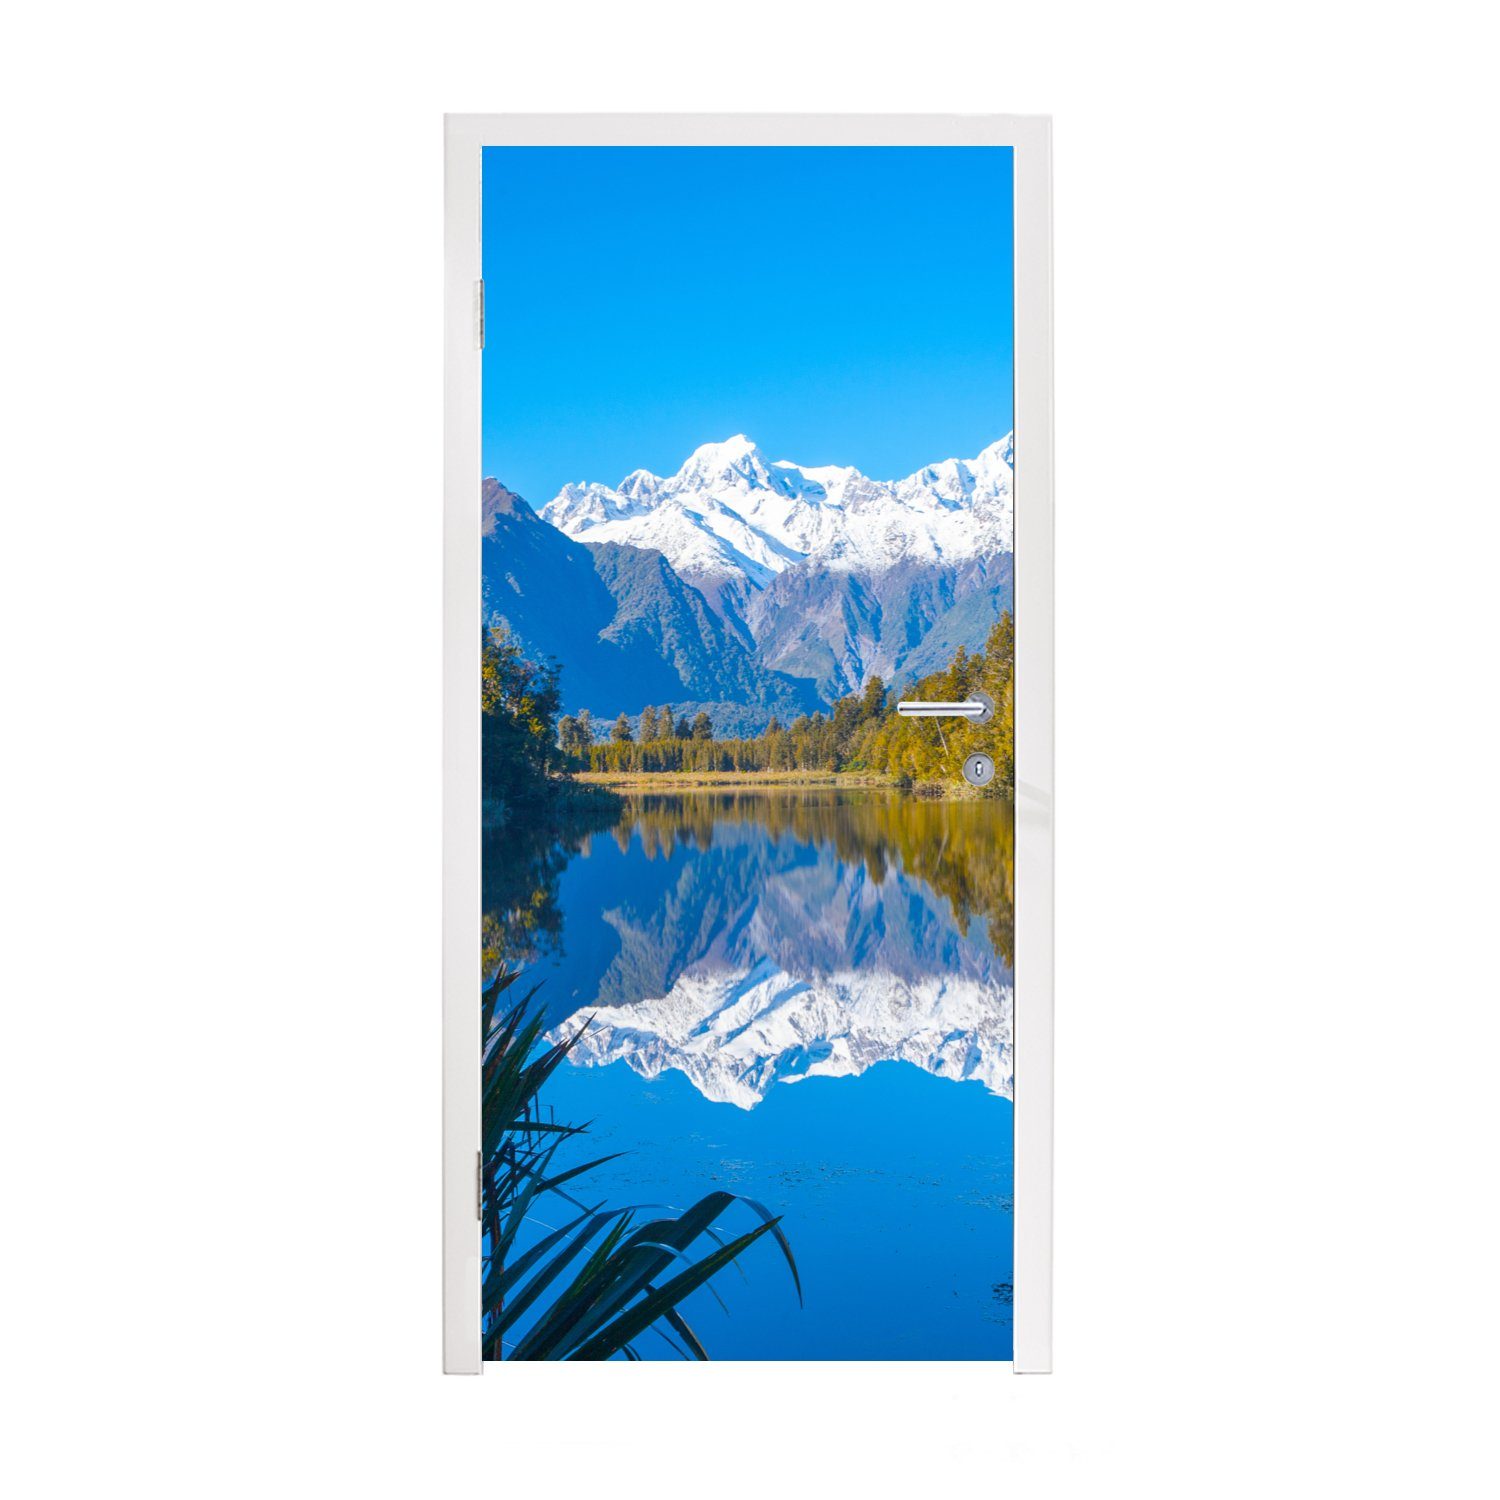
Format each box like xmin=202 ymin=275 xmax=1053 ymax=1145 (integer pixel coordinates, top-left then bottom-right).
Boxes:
xmin=551 ymin=958 xmax=1014 ymax=1110
xmin=481 ymin=434 xmax=1015 ymax=713
xmin=541 ymin=433 xmax=1014 ymax=589
xmin=481 ymin=479 xmax=818 ymax=729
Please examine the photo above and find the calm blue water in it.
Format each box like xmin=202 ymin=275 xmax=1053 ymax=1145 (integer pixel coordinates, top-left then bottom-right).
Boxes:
xmin=544 ymin=1057 xmax=1013 ymax=1360
xmin=492 ymin=788 xmax=1014 ymax=1360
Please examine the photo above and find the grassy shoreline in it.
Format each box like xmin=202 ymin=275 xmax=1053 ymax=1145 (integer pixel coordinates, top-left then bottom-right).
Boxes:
xmin=571 ymin=769 xmax=995 ymax=799
xmin=575 ymin=769 xmax=903 ymax=790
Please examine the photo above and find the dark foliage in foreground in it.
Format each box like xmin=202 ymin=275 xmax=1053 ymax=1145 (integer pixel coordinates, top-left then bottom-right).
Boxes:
xmin=481 ymin=968 xmax=802 ymax=1360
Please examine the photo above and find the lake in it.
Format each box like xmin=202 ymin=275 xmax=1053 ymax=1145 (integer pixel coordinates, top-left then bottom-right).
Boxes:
xmin=487 ymin=786 xmax=1015 ymax=1360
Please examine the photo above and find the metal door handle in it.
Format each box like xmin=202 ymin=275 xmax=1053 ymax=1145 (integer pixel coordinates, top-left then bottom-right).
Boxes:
xmin=895 ymin=695 xmax=993 ymax=724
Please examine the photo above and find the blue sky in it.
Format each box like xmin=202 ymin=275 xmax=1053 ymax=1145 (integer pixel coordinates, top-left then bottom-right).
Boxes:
xmin=482 ymin=147 xmax=1013 ymax=505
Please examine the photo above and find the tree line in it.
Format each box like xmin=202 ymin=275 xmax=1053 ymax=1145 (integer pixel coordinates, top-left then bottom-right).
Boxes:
xmin=571 ymin=611 xmax=1015 ymax=794
xmin=484 ymin=610 xmax=1015 ymax=799
xmin=557 ymin=704 xmax=715 ymax=754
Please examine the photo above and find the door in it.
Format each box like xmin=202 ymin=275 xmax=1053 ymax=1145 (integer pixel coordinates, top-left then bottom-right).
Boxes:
xmin=449 ymin=118 xmax=1052 ymax=1366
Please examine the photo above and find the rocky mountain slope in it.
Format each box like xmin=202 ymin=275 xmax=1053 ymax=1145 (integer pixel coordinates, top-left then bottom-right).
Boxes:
xmin=481 ymin=480 xmax=818 ymax=729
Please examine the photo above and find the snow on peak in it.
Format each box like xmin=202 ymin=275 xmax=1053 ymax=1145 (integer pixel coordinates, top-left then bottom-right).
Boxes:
xmin=539 ymin=433 xmax=1014 ymax=584
xmin=682 ymin=433 xmax=760 ymax=467
xmin=979 ymin=434 xmax=1014 ymax=468
xmin=672 ymin=434 xmax=778 ymax=490
xmin=617 ymin=467 xmax=661 ymax=501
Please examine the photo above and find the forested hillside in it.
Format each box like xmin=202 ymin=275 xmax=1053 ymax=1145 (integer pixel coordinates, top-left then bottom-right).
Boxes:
xmin=575 ymin=612 xmax=1015 ymax=795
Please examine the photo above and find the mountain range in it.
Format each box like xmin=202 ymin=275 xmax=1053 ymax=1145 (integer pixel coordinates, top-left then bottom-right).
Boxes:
xmin=483 ymin=434 xmax=1014 ymax=729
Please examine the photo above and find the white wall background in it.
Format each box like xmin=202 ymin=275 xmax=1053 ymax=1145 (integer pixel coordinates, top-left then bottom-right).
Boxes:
xmin=4 ymin=3 xmax=1496 ymax=1494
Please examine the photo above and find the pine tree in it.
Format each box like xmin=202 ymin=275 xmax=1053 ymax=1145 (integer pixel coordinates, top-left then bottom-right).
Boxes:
xmin=691 ymin=711 xmax=713 ymax=741
xmin=639 ymin=704 xmax=659 ymax=742
xmin=611 ymin=712 xmax=633 ymax=744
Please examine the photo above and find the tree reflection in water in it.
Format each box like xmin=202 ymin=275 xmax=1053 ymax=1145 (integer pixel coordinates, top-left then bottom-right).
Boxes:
xmin=482 ymin=787 xmax=1014 ymax=982
xmin=480 ymin=791 xmax=621 ymax=978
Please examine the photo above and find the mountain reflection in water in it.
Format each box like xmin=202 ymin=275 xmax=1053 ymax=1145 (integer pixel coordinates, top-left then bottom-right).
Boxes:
xmin=487 ymin=787 xmax=1016 ymax=1359
xmin=486 ymin=788 xmax=1014 ymax=1107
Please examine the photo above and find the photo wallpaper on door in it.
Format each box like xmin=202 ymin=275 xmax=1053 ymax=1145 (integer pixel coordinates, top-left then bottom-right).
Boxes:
xmin=479 ymin=146 xmax=1015 ymax=1361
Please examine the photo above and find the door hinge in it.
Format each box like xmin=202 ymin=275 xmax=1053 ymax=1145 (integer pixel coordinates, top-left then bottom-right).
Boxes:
xmin=477 ymin=1150 xmax=483 ymax=1221
xmin=476 ymin=279 xmax=485 ymax=351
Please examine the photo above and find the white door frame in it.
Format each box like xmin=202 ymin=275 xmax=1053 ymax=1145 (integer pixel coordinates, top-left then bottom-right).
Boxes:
xmin=442 ymin=113 xmax=1053 ymax=1373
